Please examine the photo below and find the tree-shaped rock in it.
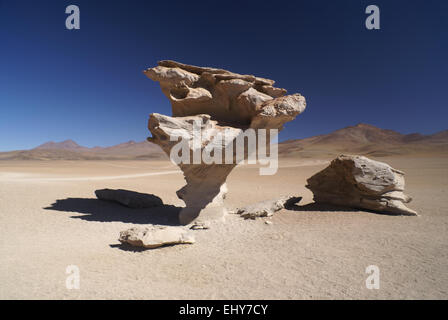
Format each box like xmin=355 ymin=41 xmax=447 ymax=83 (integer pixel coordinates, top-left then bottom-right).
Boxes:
xmin=144 ymin=60 xmax=306 ymax=224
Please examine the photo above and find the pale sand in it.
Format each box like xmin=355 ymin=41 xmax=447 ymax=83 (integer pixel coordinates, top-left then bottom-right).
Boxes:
xmin=0 ymin=157 xmax=447 ymax=299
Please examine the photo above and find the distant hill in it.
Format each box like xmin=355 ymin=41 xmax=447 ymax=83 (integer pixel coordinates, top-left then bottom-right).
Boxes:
xmin=429 ymin=130 xmax=448 ymax=141
xmin=1 ymin=124 xmax=447 ymax=160
xmin=34 ymin=139 xmax=88 ymax=151
xmin=278 ymin=123 xmax=448 ymax=158
xmin=0 ymin=139 xmax=166 ymax=160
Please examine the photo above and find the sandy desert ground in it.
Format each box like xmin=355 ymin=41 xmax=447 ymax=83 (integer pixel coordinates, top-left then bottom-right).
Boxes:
xmin=0 ymin=155 xmax=447 ymax=299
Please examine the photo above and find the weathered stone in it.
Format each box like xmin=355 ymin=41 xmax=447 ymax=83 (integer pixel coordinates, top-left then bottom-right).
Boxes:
xmin=234 ymin=196 xmax=302 ymax=219
xmin=144 ymin=60 xmax=305 ymax=126
xmin=259 ymin=85 xmax=287 ymax=98
xmin=119 ymin=226 xmax=195 ymax=249
xmin=144 ymin=60 xmax=306 ymax=224
xmin=250 ymin=94 xmax=307 ymax=129
xmin=306 ymin=155 xmax=418 ymax=215
xmin=95 ymin=189 xmax=163 ymax=208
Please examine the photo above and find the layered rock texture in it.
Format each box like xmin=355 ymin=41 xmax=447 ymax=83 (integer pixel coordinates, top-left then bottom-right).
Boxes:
xmin=306 ymin=155 xmax=418 ymax=215
xmin=144 ymin=60 xmax=306 ymax=224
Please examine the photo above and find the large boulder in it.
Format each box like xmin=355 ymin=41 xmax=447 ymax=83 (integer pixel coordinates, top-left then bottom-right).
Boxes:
xmin=306 ymin=155 xmax=418 ymax=215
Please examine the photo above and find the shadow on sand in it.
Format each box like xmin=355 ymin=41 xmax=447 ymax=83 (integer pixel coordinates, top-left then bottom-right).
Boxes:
xmin=44 ymin=191 xmax=182 ymax=226
xmin=285 ymin=202 xmax=360 ymax=212
xmin=108 ymin=242 xmax=182 ymax=252
xmin=286 ymin=202 xmax=402 ymax=216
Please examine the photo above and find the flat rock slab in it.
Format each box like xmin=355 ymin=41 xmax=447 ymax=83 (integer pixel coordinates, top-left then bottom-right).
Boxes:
xmin=95 ymin=189 xmax=163 ymax=208
xmin=306 ymin=154 xmax=418 ymax=215
xmin=233 ymin=196 xmax=302 ymax=219
xmin=119 ymin=226 xmax=195 ymax=249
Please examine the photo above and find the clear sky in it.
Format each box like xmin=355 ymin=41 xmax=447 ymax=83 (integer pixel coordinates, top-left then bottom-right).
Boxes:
xmin=1 ymin=0 xmax=447 ymax=151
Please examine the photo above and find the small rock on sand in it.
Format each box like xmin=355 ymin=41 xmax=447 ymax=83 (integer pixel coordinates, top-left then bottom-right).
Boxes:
xmin=119 ymin=226 xmax=195 ymax=249
xmin=190 ymin=221 xmax=210 ymax=230
xmin=234 ymin=196 xmax=302 ymax=219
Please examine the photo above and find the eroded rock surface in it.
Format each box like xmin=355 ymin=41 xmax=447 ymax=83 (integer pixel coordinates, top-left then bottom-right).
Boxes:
xmin=95 ymin=189 xmax=163 ymax=208
xmin=119 ymin=226 xmax=195 ymax=249
xmin=233 ymin=196 xmax=302 ymax=219
xmin=144 ymin=60 xmax=306 ymax=224
xmin=144 ymin=60 xmax=305 ymax=127
xmin=306 ymin=155 xmax=418 ymax=215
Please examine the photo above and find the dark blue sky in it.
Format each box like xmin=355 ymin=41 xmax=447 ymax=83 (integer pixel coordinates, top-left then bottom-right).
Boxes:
xmin=1 ymin=0 xmax=447 ymax=151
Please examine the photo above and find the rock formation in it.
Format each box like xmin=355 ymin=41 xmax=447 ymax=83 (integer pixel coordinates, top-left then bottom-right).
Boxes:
xmin=232 ymin=196 xmax=302 ymax=219
xmin=144 ymin=60 xmax=306 ymax=224
xmin=95 ymin=189 xmax=163 ymax=208
xmin=119 ymin=226 xmax=195 ymax=249
xmin=306 ymin=155 xmax=418 ymax=215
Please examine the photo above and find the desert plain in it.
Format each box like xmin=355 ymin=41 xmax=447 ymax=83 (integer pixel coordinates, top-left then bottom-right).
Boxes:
xmin=1 ymin=132 xmax=447 ymax=299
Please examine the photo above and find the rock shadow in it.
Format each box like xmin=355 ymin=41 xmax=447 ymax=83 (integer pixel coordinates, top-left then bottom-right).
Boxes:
xmin=109 ymin=243 xmax=186 ymax=252
xmin=44 ymin=191 xmax=182 ymax=226
xmin=285 ymin=202 xmax=360 ymax=212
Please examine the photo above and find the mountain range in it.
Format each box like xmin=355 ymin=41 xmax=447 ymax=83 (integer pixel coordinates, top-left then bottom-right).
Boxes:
xmin=0 ymin=123 xmax=447 ymax=160
xmin=0 ymin=139 xmax=166 ymax=160
xmin=278 ymin=123 xmax=448 ymax=158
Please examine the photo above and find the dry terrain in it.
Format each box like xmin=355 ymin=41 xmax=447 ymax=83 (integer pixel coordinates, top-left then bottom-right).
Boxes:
xmin=0 ymin=155 xmax=447 ymax=299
